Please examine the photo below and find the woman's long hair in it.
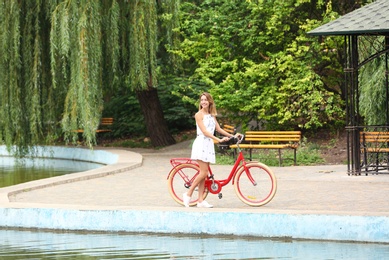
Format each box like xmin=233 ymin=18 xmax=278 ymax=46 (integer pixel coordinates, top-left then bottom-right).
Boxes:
xmin=198 ymin=92 xmax=217 ymax=116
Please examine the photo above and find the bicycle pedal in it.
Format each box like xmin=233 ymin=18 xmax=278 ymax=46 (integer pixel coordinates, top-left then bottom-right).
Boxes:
xmin=218 ymin=193 xmax=222 ymax=199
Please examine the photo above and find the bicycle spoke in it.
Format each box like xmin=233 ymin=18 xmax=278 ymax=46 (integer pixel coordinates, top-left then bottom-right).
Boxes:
xmin=168 ymin=163 xmax=208 ymax=206
xmin=234 ymin=163 xmax=277 ymax=206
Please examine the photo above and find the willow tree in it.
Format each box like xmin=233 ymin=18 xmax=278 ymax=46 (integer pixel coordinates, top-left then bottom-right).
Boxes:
xmin=50 ymin=0 xmax=104 ymax=147
xmin=119 ymin=0 xmax=176 ymax=147
xmin=0 ymin=0 xmax=177 ymax=152
xmin=54 ymin=0 xmax=177 ymax=147
xmin=0 ymin=0 xmax=57 ymax=154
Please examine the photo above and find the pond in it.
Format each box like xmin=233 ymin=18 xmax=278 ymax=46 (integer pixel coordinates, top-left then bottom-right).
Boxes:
xmin=1 ymin=229 xmax=388 ymax=259
xmin=0 ymin=156 xmax=103 ymax=188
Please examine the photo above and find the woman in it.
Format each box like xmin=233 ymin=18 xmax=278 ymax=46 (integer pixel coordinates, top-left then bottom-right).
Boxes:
xmin=183 ymin=92 xmax=240 ymax=208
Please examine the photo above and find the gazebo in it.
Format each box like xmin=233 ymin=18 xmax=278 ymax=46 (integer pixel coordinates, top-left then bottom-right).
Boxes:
xmin=308 ymin=0 xmax=389 ymax=175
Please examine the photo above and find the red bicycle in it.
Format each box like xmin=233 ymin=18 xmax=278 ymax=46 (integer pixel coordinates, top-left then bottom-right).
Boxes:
xmin=167 ymin=136 xmax=277 ymax=207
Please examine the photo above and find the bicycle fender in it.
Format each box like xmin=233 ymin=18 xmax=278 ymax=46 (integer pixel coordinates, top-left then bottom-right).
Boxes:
xmin=167 ymin=163 xmax=200 ymax=180
xmin=166 ymin=168 xmax=175 ymax=180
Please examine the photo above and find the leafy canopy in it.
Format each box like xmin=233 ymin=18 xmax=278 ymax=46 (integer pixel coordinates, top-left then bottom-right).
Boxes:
xmin=172 ymin=0 xmax=350 ymax=130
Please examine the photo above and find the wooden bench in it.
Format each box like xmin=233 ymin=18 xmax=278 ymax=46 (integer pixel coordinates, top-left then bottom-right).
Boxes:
xmin=96 ymin=117 xmax=114 ymax=133
xmin=360 ymin=131 xmax=389 ymax=173
xmin=75 ymin=117 xmax=114 ymax=133
xmin=230 ymin=131 xmax=301 ymax=166
xmin=360 ymin=131 xmax=389 ymax=153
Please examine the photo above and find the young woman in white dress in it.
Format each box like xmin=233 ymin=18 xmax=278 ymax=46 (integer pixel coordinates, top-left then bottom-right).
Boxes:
xmin=183 ymin=92 xmax=240 ymax=208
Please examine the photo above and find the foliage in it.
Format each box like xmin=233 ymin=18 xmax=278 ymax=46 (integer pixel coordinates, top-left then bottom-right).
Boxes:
xmin=359 ymin=36 xmax=388 ymax=125
xmin=172 ymin=0 xmax=366 ymax=131
xmin=103 ymin=92 xmax=147 ymax=138
xmin=0 ymin=0 xmax=181 ymax=153
xmin=0 ymin=0 xmax=56 ymax=155
xmin=103 ymin=82 xmax=196 ymax=138
xmin=51 ymin=0 xmax=104 ymax=146
xmin=0 ymin=0 xmax=380 ymax=154
xmin=216 ymin=143 xmax=324 ymax=166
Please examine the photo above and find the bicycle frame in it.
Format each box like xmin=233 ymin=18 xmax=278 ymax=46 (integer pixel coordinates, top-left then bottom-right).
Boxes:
xmin=168 ymin=135 xmax=256 ymax=194
xmin=204 ymin=136 xmax=257 ymax=194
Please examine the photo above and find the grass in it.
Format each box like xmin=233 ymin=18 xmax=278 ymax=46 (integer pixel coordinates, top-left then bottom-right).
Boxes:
xmin=99 ymin=131 xmax=193 ymax=149
xmin=101 ymin=137 xmax=153 ymax=148
xmin=215 ymin=142 xmax=325 ymax=166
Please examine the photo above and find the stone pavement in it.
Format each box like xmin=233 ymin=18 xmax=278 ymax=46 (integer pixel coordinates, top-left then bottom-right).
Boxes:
xmin=6 ymin=141 xmax=389 ymax=216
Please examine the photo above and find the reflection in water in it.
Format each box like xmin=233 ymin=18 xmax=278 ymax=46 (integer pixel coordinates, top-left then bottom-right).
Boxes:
xmin=0 ymin=157 xmax=103 ymax=188
xmin=0 ymin=229 xmax=388 ymax=259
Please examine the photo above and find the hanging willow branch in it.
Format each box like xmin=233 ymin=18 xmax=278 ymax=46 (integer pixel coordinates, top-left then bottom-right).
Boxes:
xmin=128 ymin=0 xmax=158 ymax=89
xmin=22 ymin=0 xmax=44 ymax=147
xmin=102 ymin=0 xmax=120 ymax=95
xmin=0 ymin=0 xmax=180 ymax=152
xmin=52 ymin=0 xmax=103 ymax=147
xmin=0 ymin=0 xmax=24 ymax=152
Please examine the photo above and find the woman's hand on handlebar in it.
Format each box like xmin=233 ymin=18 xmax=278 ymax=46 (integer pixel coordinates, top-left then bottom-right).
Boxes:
xmin=219 ymin=136 xmax=230 ymax=143
xmin=234 ymin=133 xmax=243 ymax=140
xmin=219 ymin=133 xmax=243 ymax=143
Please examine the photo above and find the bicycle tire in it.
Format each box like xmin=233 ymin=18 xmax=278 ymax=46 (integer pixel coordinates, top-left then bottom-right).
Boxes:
xmin=234 ymin=162 xmax=277 ymax=206
xmin=167 ymin=163 xmax=209 ymax=207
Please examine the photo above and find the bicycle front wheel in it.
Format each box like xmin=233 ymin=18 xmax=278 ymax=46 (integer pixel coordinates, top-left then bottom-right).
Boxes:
xmin=167 ymin=163 xmax=209 ymax=207
xmin=234 ymin=162 xmax=277 ymax=206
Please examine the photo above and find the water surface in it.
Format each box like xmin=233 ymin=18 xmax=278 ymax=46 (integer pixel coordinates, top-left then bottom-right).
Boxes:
xmin=0 ymin=156 xmax=103 ymax=188
xmin=1 ymin=229 xmax=388 ymax=259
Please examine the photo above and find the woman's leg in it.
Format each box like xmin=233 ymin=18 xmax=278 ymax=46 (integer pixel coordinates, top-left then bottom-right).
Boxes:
xmin=196 ymin=160 xmax=210 ymax=203
xmin=187 ymin=160 xmax=209 ymax=200
xmin=196 ymin=178 xmax=206 ymax=203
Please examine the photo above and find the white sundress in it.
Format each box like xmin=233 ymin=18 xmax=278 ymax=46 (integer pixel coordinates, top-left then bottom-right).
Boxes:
xmin=191 ymin=114 xmax=216 ymax=163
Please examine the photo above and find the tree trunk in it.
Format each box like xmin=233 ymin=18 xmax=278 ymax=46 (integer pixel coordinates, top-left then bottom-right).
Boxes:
xmin=136 ymin=87 xmax=176 ymax=147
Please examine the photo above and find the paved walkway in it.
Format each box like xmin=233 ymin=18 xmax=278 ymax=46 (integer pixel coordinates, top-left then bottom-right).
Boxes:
xmin=6 ymin=141 xmax=389 ymax=216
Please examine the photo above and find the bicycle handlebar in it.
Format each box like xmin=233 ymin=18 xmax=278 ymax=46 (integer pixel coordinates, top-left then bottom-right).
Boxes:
xmin=221 ymin=134 xmax=244 ymax=145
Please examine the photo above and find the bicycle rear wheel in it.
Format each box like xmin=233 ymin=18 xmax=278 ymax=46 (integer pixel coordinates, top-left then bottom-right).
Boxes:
xmin=234 ymin=162 xmax=277 ymax=206
xmin=167 ymin=163 xmax=209 ymax=207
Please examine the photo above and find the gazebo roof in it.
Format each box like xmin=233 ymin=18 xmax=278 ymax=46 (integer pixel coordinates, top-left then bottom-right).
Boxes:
xmin=308 ymin=0 xmax=389 ymax=36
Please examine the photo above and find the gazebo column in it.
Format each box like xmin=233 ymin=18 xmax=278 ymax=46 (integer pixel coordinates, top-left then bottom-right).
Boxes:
xmin=345 ymin=35 xmax=361 ymax=175
xmin=386 ymin=36 xmax=389 ymax=125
